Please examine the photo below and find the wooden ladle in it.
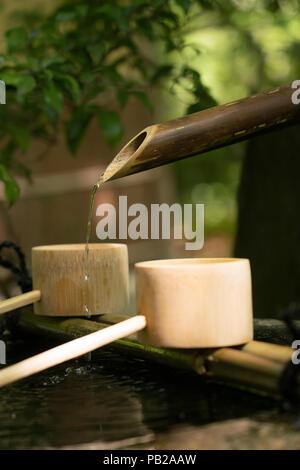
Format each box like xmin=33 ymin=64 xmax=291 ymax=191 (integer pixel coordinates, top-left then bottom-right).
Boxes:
xmin=0 ymin=257 xmax=253 ymax=387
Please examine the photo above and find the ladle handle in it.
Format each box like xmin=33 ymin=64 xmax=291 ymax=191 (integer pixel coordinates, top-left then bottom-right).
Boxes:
xmin=0 ymin=290 xmax=41 ymax=315
xmin=0 ymin=315 xmax=146 ymax=387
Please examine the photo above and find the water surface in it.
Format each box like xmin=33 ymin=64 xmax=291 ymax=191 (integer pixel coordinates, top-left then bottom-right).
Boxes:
xmin=0 ymin=336 xmax=280 ymax=449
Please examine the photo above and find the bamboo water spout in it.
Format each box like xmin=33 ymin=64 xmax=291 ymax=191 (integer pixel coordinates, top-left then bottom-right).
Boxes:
xmin=102 ymin=83 xmax=300 ymax=182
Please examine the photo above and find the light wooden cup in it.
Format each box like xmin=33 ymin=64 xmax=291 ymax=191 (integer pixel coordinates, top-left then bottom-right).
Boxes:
xmin=32 ymin=244 xmax=129 ymax=316
xmin=135 ymin=258 xmax=253 ymax=348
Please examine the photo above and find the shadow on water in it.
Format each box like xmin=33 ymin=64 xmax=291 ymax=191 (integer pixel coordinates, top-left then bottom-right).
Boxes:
xmin=0 ymin=336 xmax=279 ymax=449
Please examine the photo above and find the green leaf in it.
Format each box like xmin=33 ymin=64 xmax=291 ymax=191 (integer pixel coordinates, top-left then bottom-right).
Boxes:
xmin=0 ymin=141 xmax=15 ymax=166
xmin=0 ymin=71 xmax=36 ymax=95
xmin=53 ymin=72 xmax=80 ymax=104
xmin=0 ymin=71 xmax=23 ymax=87
xmin=151 ymin=65 xmax=173 ymax=84
xmin=4 ymin=178 xmax=20 ymax=206
xmin=132 ymin=91 xmax=153 ymax=111
xmin=117 ymin=90 xmax=129 ymax=108
xmin=165 ymin=37 xmax=177 ymax=52
xmin=43 ymin=81 xmax=63 ymax=116
xmin=0 ymin=164 xmax=20 ymax=206
xmin=75 ymin=4 xmax=88 ymax=18
xmin=41 ymin=55 xmax=66 ymax=69
xmin=6 ymin=27 xmax=28 ymax=53
xmin=101 ymin=67 xmax=123 ymax=84
xmin=84 ymin=85 xmax=105 ymax=101
xmin=136 ymin=18 xmax=154 ymax=39
xmin=65 ymin=106 xmax=93 ymax=154
xmin=174 ymin=0 xmax=191 ymax=13
xmin=153 ymin=0 xmax=165 ymax=7
xmin=80 ymin=71 xmax=98 ymax=85
xmin=55 ymin=10 xmax=76 ymax=23
xmin=132 ymin=0 xmax=149 ymax=6
xmin=182 ymin=66 xmax=217 ymax=111
xmin=98 ymin=109 xmax=123 ymax=146
xmin=6 ymin=125 xmax=30 ymax=152
xmin=18 ymin=75 xmax=36 ymax=95
xmin=96 ymin=4 xmax=122 ymax=19
xmin=87 ymin=44 xmax=105 ymax=61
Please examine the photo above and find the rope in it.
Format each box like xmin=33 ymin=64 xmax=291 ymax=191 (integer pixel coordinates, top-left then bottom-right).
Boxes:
xmin=0 ymin=241 xmax=32 ymax=335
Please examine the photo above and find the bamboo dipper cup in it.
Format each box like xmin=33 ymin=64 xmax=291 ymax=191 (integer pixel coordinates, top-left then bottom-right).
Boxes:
xmin=135 ymin=258 xmax=253 ymax=348
xmin=0 ymin=257 xmax=253 ymax=387
xmin=0 ymin=244 xmax=129 ymax=316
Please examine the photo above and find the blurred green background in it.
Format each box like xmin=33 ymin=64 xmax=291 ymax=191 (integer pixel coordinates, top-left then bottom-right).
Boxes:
xmin=164 ymin=1 xmax=300 ymax=235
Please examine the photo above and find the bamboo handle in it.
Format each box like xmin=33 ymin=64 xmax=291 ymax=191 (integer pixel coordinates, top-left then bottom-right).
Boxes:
xmin=0 ymin=290 xmax=41 ymax=315
xmin=0 ymin=315 xmax=146 ymax=387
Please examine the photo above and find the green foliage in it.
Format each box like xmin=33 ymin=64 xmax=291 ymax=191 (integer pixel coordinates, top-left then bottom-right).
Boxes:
xmin=98 ymin=109 xmax=123 ymax=146
xmin=0 ymin=163 xmax=19 ymax=206
xmin=65 ymin=105 xmax=94 ymax=154
xmin=1 ymin=0 xmax=297 ymax=220
xmin=6 ymin=27 xmax=28 ymax=53
xmin=0 ymin=0 xmax=210 ymax=205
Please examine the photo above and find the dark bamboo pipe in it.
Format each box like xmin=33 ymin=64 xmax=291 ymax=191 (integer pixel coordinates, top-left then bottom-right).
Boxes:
xmin=103 ymin=83 xmax=300 ymax=181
